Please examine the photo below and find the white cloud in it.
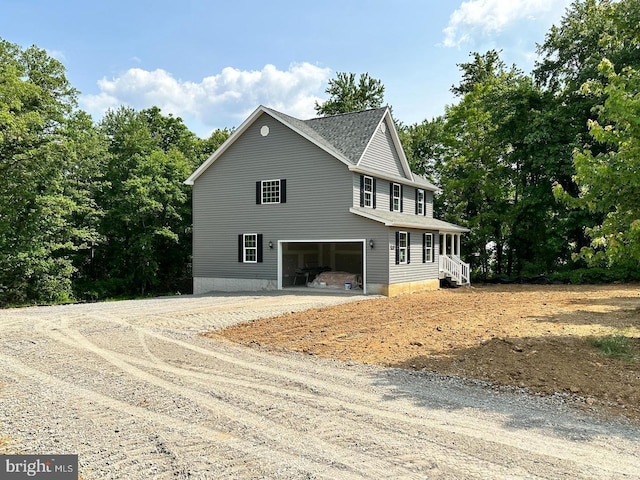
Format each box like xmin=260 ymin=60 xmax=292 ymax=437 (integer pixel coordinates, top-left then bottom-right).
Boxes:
xmin=443 ymin=0 xmax=571 ymax=47
xmin=80 ymin=63 xmax=331 ymax=134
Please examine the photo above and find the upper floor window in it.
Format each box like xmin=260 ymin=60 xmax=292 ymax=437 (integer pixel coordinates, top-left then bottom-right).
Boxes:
xmin=416 ymin=189 xmax=425 ymax=216
xmin=256 ymin=179 xmax=286 ymax=204
xmin=363 ymin=176 xmax=373 ymax=208
xmin=360 ymin=175 xmax=376 ymax=208
xmin=391 ymin=183 xmax=402 ymax=212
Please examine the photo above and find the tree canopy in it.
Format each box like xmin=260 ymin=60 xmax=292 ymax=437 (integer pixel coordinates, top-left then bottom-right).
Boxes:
xmin=315 ymin=72 xmax=385 ymax=116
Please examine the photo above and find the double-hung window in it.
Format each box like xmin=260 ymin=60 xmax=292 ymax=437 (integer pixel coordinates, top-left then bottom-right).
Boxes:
xmin=360 ymin=175 xmax=376 ymax=208
xmin=238 ymin=233 xmax=263 ymax=263
xmin=416 ymin=189 xmax=425 ymax=216
xmin=423 ymin=233 xmax=433 ymax=263
xmin=363 ymin=176 xmax=374 ymax=208
xmin=391 ymin=183 xmax=402 ymax=212
xmin=396 ymin=231 xmax=409 ymax=264
xmin=257 ymin=179 xmax=286 ymax=204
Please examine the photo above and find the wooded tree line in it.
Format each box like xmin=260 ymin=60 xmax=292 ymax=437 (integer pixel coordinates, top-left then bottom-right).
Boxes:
xmin=1 ymin=0 xmax=638 ymax=306
xmin=400 ymin=0 xmax=640 ymax=281
xmin=0 ymin=39 xmax=230 ymax=305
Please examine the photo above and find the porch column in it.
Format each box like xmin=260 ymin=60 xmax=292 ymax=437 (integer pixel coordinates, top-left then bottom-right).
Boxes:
xmin=443 ymin=233 xmax=448 ymax=256
xmin=456 ymin=234 xmax=461 ymax=257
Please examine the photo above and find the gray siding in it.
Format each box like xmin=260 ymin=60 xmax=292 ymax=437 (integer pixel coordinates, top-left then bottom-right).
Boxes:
xmin=193 ymin=113 xmax=390 ymax=284
xmin=359 ymin=121 xmax=408 ymax=178
xmin=388 ymin=229 xmax=440 ymax=284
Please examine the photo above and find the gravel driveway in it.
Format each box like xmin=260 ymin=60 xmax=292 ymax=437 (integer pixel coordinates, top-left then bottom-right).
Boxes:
xmin=1 ymin=292 xmax=639 ymax=479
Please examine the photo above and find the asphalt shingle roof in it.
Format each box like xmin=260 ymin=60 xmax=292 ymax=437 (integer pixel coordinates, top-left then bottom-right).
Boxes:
xmin=264 ymin=106 xmax=388 ymax=164
xmin=303 ymin=108 xmax=388 ymax=164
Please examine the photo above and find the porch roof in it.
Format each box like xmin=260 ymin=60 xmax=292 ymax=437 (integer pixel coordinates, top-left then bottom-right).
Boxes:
xmin=349 ymin=207 xmax=470 ymax=233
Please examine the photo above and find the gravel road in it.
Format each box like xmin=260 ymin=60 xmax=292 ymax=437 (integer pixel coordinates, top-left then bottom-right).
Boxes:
xmin=1 ymin=292 xmax=639 ymax=479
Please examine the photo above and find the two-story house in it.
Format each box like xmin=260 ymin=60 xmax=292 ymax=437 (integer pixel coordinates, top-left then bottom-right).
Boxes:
xmin=185 ymin=105 xmax=469 ymax=296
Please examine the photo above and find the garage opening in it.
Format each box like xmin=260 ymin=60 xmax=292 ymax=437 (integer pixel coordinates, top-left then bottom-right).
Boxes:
xmin=278 ymin=240 xmax=366 ymax=293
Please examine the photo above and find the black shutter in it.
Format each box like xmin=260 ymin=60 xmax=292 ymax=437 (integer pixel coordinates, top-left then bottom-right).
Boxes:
xmin=372 ymin=178 xmax=377 ymax=209
xmin=415 ymin=188 xmax=419 ymax=215
xmin=400 ymin=185 xmax=404 ymax=212
xmin=256 ymin=181 xmax=261 ymax=204
xmin=422 ymin=233 xmax=426 ymax=263
xmin=257 ymin=234 xmax=263 ymax=263
xmin=238 ymin=234 xmax=244 ymax=262
xmin=395 ymin=231 xmax=400 ymax=265
xmin=280 ymin=179 xmax=286 ymax=203
xmin=360 ymin=175 xmax=365 ymax=207
xmin=407 ymin=232 xmax=411 ymax=264
xmin=390 ymin=184 xmax=394 ymax=211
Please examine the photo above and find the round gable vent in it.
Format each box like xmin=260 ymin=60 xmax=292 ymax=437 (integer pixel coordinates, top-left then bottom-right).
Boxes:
xmin=380 ymin=123 xmax=386 ymax=133
xmin=260 ymin=125 xmax=270 ymax=136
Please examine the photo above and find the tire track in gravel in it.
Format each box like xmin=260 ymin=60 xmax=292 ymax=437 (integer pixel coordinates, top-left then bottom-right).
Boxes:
xmin=36 ymin=322 xmax=423 ymax=479
xmin=46 ymin=313 xmax=640 ymax=478
xmin=2 ymin=294 xmax=640 ymax=479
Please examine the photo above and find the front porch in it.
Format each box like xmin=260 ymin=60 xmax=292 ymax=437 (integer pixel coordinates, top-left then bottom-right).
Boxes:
xmin=439 ymin=232 xmax=470 ymax=286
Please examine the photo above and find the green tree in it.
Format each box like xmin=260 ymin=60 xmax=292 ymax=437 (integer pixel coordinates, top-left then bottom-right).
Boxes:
xmin=0 ymin=39 xmax=98 ymax=305
xmin=561 ymin=59 xmax=640 ymax=268
xmin=314 ymin=72 xmax=385 ymax=116
xmin=94 ymin=107 xmax=196 ymax=296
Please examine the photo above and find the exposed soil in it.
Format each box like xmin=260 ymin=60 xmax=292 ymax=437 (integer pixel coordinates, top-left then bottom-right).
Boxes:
xmin=215 ymin=284 xmax=640 ymax=421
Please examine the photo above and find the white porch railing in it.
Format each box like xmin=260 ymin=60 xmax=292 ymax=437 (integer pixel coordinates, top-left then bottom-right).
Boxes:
xmin=439 ymin=254 xmax=471 ymax=285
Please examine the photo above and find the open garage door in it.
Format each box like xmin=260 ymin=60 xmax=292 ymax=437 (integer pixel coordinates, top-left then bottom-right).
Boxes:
xmin=278 ymin=239 xmax=367 ymax=294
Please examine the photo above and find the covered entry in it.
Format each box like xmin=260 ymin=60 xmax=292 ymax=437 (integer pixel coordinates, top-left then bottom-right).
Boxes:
xmin=277 ymin=239 xmax=367 ymax=293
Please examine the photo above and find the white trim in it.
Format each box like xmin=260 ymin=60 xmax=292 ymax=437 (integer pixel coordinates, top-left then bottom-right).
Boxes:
xmin=277 ymin=239 xmax=367 ymax=295
xmin=243 ymin=233 xmax=258 ymax=263
xmin=363 ymin=175 xmax=374 ymax=208
xmin=417 ymin=188 xmax=425 ymax=216
xmin=350 ymin=207 xmax=470 ymax=233
xmin=392 ymin=183 xmax=401 ymax=212
xmin=398 ymin=231 xmax=408 ymax=264
xmin=260 ymin=179 xmax=281 ymax=204
xmin=185 ymin=105 xmax=354 ymax=186
xmin=424 ymin=232 xmax=434 ymax=263
xmin=185 ymin=106 xmax=266 ymax=185
xmin=348 ymin=165 xmax=440 ymax=192
xmin=356 ymin=109 xmax=414 ymax=180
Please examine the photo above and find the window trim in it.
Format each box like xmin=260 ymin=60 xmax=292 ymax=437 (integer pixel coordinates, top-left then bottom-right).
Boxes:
xmin=260 ymin=179 xmax=281 ymax=204
xmin=392 ymin=183 xmax=401 ymax=212
xmin=398 ymin=231 xmax=408 ymax=264
xmin=423 ymin=233 xmax=433 ymax=263
xmin=257 ymin=179 xmax=286 ymax=205
xmin=243 ymin=233 xmax=258 ymax=263
xmin=416 ymin=188 xmax=425 ymax=216
xmin=363 ymin=175 xmax=374 ymax=208
xmin=238 ymin=233 xmax=263 ymax=263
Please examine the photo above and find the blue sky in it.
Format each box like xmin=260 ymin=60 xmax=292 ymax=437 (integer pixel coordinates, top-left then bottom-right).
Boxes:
xmin=2 ymin=0 xmax=571 ymax=137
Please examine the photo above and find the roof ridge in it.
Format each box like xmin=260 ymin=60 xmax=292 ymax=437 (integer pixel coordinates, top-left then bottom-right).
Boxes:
xmin=303 ymin=106 xmax=388 ymax=122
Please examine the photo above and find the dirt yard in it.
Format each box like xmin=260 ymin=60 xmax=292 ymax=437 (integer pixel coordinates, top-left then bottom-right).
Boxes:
xmin=215 ymin=284 xmax=640 ymax=421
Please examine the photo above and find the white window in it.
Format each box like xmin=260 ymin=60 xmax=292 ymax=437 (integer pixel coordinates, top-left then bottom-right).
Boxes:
xmin=398 ymin=231 xmax=408 ymax=264
xmin=424 ymin=233 xmax=433 ymax=263
xmin=392 ymin=183 xmax=401 ymax=212
xmin=261 ymin=179 xmax=281 ymax=204
xmin=243 ymin=234 xmax=258 ymax=263
xmin=417 ymin=189 xmax=425 ymax=215
xmin=363 ymin=176 xmax=373 ymax=208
